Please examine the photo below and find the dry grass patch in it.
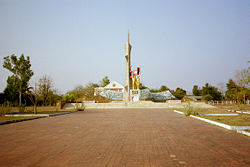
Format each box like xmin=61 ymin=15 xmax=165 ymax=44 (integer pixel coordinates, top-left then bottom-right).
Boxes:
xmin=0 ymin=116 xmax=38 ymax=121
xmin=213 ymin=104 xmax=250 ymax=111
xmin=173 ymin=104 xmax=250 ymax=115
xmin=8 ymin=106 xmax=73 ymax=114
xmin=200 ymin=115 xmax=250 ymax=126
xmin=172 ymin=107 xmax=233 ymax=115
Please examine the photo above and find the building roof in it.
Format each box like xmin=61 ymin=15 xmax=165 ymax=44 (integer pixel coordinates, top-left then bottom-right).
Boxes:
xmin=104 ymin=81 xmax=124 ymax=89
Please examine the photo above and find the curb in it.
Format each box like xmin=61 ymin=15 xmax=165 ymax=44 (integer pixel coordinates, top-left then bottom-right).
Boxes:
xmin=47 ymin=111 xmax=76 ymax=117
xmin=237 ymin=130 xmax=250 ymax=136
xmin=199 ymin=113 xmax=238 ymax=116
xmin=190 ymin=115 xmax=234 ymax=130
xmin=173 ymin=110 xmax=250 ymax=137
xmin=173 ymin=110 xmax=184 ymax=115
xmin=5 ymin=114 xmax=50 ymax=117
xmin=0 ymin=111 xmax=76 ymax=126
xmin=0 ymin=116 xmax=45 ymax=125
xmin=236 ymin=111 xmax=250 ymax=115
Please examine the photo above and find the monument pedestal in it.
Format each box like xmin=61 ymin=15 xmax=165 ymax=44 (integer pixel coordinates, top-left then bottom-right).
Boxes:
xmin=130 ymin=89 xmax=140 ymax=102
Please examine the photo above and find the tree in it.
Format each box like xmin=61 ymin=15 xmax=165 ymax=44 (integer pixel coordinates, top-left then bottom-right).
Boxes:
xmin=225 ymin=79 xmax=239 ymax=101
xmin=47 ymin=89 xmax=61 ymax=106
xmin=192 ymin=85 xmax=201 ymax=96
xmin=81 ymin=83 xmax=99 ymax=99
xmin=27 ymin=83 xmax=39 ymax=114
xmin=3 ymin=75 xmax=19 ymax=105
xmin=38 ymin=75 xmax=53 ymax=106
xmin=64 ymin=85 xmax=85 ymax=101
xmin=62 ymin=93 xmax=78 ymax=101
xmin=202 ymin=94 xmax=213 ymax=101
xmin=150 ymin=85 xmax=169 ymax=93
xmin=3 ymin=54 xmax=34 ymax=108
xmin=217 ymin=82 xmax=226 ymax=97
xmin=101 ymin=76 xmax=110 ymax=87
xmin=64 ymin=83 xmax=99 ymax=101
xmin=235 ymin=69 xmax=250 ymax=88
xmin=172 ymin=87 xmax=186 ymax=99
xmin=160 ymin=85 xmax=169 ymax=92
xmin=234 ymin=69 xmax=250 ymax=103
xmin=201 ymin=83 xmax=222 ymax=100
xmin=68 ymin=85 xmax=85 ymax=97
xmin=150 ymin=88 xmax=160 ymax=93
xmin=139 ymin=83 xmax=148 ymax=90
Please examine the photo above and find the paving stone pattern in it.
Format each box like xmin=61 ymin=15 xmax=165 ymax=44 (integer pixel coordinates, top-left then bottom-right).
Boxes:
xmin=0 ymin=109 xmax=249 ymax=167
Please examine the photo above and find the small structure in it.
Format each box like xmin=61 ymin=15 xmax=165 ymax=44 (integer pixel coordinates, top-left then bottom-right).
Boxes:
xmin=130 ymin=89 xmax=140 ymax=102
xmin=104 ymin=81 xmax=124 ymax=92
xmin=94 ymin=81 xmax=124 ymax=96
xmin=182 ymin=95 xmax=202 ymax=102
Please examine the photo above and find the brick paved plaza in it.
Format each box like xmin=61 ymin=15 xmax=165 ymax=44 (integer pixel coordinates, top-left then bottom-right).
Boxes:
xmin=0 ymin=109 xmax=249 ymax=167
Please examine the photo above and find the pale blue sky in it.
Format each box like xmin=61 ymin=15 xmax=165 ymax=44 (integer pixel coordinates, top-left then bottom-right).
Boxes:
xmin=0 ymin=0 xmax=249 ymax=94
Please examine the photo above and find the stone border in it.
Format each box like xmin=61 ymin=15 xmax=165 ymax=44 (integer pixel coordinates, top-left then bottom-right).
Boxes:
xmin=199 ymin=113 xmax=238 ymax=116
xmin=173 ymin=110 xmax=250 ymax=137
xmin=0 ymin=117 xmax=44 ymax=125
xmin=236 ymin=111 xmax=250 ymax=115
xmin=173 ymin=110 xmax=184 ymax=115
xmin=63 ymin=102 xmax=216 ymax=109
xmin=237 ymin=130 xmax=250 ymax=136
xmin=5 ymin=114 xmax=50 ymax=117
xmin=0 ymin=111 xmax=76 ymax=126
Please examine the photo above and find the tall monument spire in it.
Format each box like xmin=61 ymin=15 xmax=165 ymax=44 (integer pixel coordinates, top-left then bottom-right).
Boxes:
xmin=123 ymin=30 xmax=132 ymax=102
xmin=128 ymin=30 xmax=130 ymax=43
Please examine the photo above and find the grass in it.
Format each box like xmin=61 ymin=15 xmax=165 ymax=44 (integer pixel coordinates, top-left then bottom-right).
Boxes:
xmin=0 ymin=116 xmax=38 ymax=121
xmin=213 ymin=104 xmax=250 ymax=111
xmin=173 ymin=107 xmax=233 ymax=115
xmin=0 ymin=106 xmax=75 ymax=123
xmin=4 ymin=106 xmax=73 ymax=114
xmin=172 ymin=103 xmax=250 ymax=127
xmin=173 ymin=104 xmax=248 ymax=115
xmin=199 ymin=115 xmax=250 ymax=126
xmin=0 ymin=105 xmax=77 ymax=123
xmin=181 ymin=101 xmax=199 ymax=116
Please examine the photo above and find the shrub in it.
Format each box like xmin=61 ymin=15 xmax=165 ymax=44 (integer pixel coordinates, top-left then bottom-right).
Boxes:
xmin=183 ymin=101 xmax=193 ymax=116
xmin=0 ymin=103 xmax=12 ymax=116
xmin=191 ymin=107 xmax=200 ymax=116
xmin=182 ymin=101 xmax=200 ymax=116
xmin=202 ymin=94 xmax=213 ymax=101
xmin=18 ymin=104 xmax=26 ymax=113
xmin=75 ymin=102 xmax=85 ymax=111
xmin=93 ymin=95 xmax=111 ymax=103
xmin=235 ymin=104 xmax=245 ymax=111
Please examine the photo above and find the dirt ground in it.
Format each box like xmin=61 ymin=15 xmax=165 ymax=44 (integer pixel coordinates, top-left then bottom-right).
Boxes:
xmin=0 ymin=108 xmax=249 ymax=167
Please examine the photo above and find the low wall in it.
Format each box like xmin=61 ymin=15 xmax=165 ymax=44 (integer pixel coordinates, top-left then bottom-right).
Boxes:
xmin=63 ymin=101 xmax=215 ymax=109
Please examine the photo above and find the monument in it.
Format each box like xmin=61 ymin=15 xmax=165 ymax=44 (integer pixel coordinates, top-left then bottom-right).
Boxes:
xmin=91 ymin=31 xmax=174 ymax=102
xmin=123 ymin=31 xmax=132 ymax=102
xmin=130 ymin=67 xmax=141 ymax=102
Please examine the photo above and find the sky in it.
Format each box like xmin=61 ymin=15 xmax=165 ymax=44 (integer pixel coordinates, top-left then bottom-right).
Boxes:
xmin=0 ymin=0 xmax=249 ymax=94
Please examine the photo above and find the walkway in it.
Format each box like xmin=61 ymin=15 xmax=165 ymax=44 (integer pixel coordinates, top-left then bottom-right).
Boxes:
xmin=0 ymin=109 xmax=249 ymax=167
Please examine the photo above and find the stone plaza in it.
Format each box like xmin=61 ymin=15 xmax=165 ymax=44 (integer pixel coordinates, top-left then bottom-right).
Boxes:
xmin=0 ymin=109 xmax=249 ymax=167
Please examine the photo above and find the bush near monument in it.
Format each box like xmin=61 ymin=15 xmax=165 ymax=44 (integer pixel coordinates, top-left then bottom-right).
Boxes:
xmin=74 ymin=102 xmax=85 ymax=111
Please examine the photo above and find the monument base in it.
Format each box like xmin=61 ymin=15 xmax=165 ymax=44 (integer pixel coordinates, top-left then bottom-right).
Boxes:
xmin=130 ymin=89 xmax=140 ymax=102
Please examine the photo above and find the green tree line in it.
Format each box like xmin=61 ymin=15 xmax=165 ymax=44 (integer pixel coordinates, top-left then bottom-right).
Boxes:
xmin=2 ymin=54 xmax=249 ymax=108
xmin=2 ymin=54 xmax=61 ymax=112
